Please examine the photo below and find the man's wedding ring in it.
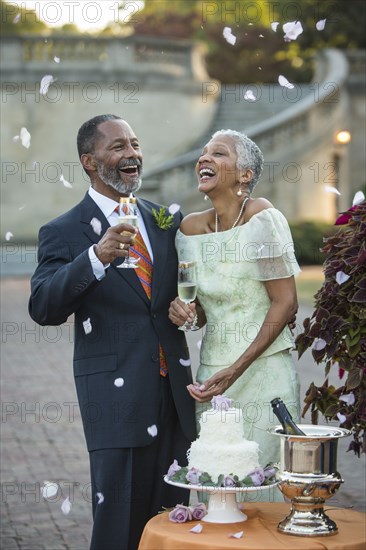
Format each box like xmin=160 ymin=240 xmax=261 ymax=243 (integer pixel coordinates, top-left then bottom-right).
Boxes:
xmin=119 ymin=243 xmax=125 ymax=250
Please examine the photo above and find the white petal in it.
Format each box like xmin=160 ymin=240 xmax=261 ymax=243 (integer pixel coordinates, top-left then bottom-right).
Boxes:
xmin=313 ymin=338 xmax=327 ymax=351
xmin=190 ymin=524 xmax=203 ymax=533
xmin=13 ymin=13 xmax=21 ymax=24
xmin=244 ymin=90 xmax=257 ymax=101
xmin=168 ymin=203 xmax=180 ymax=215
xmin=337 ymin=412 xmax=346 ymax=424
xmin=114 ymin=378 xmax=124 ymax=388
xmin=12 ymin=135 xmax=20 ymax=143
xmin=223 ymin=27 xmax=237 ymax=45
xmin=271 ymin=22 xmax=279 ymax=32
xmin=147 ymin=424 xmax=158 ymax=437
xmin=316 ymin=19 xmax=326 ymax=31
xmin=179 ymin=358 xmax=191 ymax=367
xmin=40 ymin=75 xmax=55 ymax=95
xmin=324 ymin=185 xmax=341 ymax=196
xmin=283 ymin=21 xmax=303 ymax=41
xmin=61 ymin=496 xmax=72 ymax=515
xmin=336 ymin=271 xmax=350 ymax=285
xmin=96 ymin=492 xmax=104 ymax=504
xmin=339 ymin=393 xmax=355 ymax=406
xmin=5 ymin=232 xmax=14 ymax=241
xmin=41 ymin=481 xmax=59 ymax=499
xmin=90 ymin=217 xmax=102 ymax=236
xmin=278 ymin=75 xmax=294 ymax=89
xmin=83 ymin=318 xmax=92 ymax=335
xmin=197 ymin=340 xmax=202 ymax=350
xmin=229 ymin=531 xmax=244 ymax=538
xmin=54 ymin=56 xmax=61 ymax=63
xmin=20 ymin=127 xmax=31 ymax=149
xmin=353 ymin=191 xmax=365 ymax=205
xmin=18 ymin=205 xmax=26 ymax=211
xmin=60 ymin=174 xmax=73 ymax=188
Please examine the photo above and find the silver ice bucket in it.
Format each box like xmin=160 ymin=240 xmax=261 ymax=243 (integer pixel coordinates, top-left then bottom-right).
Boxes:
xmin=269 ymin=424 xmax=351 ymax=536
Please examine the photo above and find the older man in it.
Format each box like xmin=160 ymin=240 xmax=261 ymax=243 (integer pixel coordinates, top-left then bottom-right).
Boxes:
xmin=29 ymin=114 xmax=196 ymax=550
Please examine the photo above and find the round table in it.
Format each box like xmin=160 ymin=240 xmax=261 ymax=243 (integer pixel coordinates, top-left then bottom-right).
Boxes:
xmin=138 ymin=503 xmax=366 ymax=550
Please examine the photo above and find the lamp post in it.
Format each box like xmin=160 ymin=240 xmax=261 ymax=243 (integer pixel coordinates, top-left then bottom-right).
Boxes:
xmin=333 ymin=130 xmax=351 ymax=212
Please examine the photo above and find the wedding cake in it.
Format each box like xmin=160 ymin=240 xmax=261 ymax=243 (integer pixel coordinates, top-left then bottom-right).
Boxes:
xmin=187 ymin=396 xmax=260 ymax=483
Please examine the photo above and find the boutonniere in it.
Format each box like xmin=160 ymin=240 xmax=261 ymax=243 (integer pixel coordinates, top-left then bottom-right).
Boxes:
xmin=152 ymin=207 xmax=174 ymax=230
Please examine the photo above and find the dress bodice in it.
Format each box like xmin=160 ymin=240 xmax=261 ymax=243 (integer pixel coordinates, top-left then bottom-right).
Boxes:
xmin=175 ymin=208 xmax=301 ymax=366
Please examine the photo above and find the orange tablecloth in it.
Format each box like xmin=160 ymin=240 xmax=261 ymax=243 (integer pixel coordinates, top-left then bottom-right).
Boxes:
xmin=138 ymin=503 xmax=366 ymax=550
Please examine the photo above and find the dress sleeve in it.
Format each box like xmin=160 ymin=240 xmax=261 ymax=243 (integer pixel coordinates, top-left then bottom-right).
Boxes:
xmin=243 ymin=208 xmax=301 ymax=280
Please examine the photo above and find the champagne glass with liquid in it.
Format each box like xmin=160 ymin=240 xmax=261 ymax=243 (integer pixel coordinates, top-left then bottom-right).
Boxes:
xmin=177 ymin=260 xmax=199 ymax=331
xmin=117 ymin=197 xmax=139 ymax=269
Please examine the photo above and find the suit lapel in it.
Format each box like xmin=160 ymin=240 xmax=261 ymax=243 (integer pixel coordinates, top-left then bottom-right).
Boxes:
xmin=138 ymin=199 xmax=170 ymax=306
xmin=80 ymin=193 xmax=149 ymax=306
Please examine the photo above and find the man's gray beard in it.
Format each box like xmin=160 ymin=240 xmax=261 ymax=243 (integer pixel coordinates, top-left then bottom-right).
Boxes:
xmin=96 ymin=163 xmax=142 ymax=195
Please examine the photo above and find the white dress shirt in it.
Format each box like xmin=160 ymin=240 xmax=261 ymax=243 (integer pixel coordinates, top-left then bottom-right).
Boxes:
xmin=87 ymin=186 xmax=153 ymax=280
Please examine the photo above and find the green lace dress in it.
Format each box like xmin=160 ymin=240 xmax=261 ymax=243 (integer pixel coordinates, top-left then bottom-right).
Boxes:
xmin=176 ymin=208 xmax=301 ymax=499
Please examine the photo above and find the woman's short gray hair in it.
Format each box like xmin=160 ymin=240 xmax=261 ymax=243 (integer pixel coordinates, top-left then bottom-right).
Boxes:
xmin=211 ymin=129 xmax=264 ymax=193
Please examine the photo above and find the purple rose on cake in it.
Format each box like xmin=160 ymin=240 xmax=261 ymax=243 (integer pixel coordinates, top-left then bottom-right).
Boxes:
xmin=166 ymin=459 xmax=181 ymax=479
xmin=211 ymin=395 xmax=233 ymax=411
xmin=223 ymin=475 xmax=236 ymax=487
xmin=247 ymin=467 xmax=265 ymax=486
xmin=186 ymin=467 xmax=202 ymax=484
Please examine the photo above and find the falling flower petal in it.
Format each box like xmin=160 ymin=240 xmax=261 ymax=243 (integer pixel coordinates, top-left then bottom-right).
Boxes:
xmin=313 ymin=338 xmax=327 ymax=351
xmin=168 ymin=203 xmax=180 ymax=214
xmin=271 ymin=22 xmax=279 ymax=32
xmin=13 ymin=13 xmax=21 ymax=23
xmin=20 ymin=127 xmax=31 ymax=149
xmin=40 ymin=75 xmax=55 ymax=95
xmin=12 ymin=135 xmax=20 ymax=143
xmin=60 ymin=174 xmax=72 ymax=188
xmin=353 ymin=191 xmax=365 ymax=205
xmin=244 ymin=89 xmax=257 ymax=102
xmin=339 ymin=393 xmax=355 ymax=406
xmin=283 ymin=21 xmax=303 ymax=41
xmin=179 ymin=358 xmax=191 ymax=367
xmin=229 ymin=531 xmax=244 ymax=539
xmin=336 ymin=271 xmax=350 ymax=285
xmin=90 ymin=217 xmax=102 ymax=235
xmin=259 ymin=34 xmax=264 ymax=38
xmin=96 ymin=492 xmax=104 ymax=504
xmin=337 ymin=412 xmax=346 ymax=424
xmin=41 ymin=481 xmax=59 ymax=499
xmin=278 ymin=75 xmax=294 ymax=89
xmin=197 ymin=340 xmax=202 ymax=350
xmin=147 ymin=424 xmax=158 ymax=437
xmin=5 ymin=232 xmax=14 ymax=241
xmin=54 ymin=56 xmax=60 ymax=63
xmin=189 ymin=524 xmax=203 ymax=533
xmin=316 ymin=19 xmax=326 ymax=31
xmin=223 ymin=27 xmax=237 ymax=45
xmin=18 ymin=205 xmax=26 ymax=211
xmin=83 ymin=318 xmax=92 ymax=334
xmin=61 ymin=496 xmax=72 ymax=515
xmin=114 ymin=378 xmax=124 ymax=388
xmin=324 ymin=185 xmax=341 ymax=196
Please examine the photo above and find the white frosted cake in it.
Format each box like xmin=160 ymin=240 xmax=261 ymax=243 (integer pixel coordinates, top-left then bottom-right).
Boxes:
xmin=187 ymin=398 xmax=259 ymax=483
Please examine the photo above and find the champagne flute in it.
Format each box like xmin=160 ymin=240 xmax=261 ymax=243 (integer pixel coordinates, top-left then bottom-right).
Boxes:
xmin=117 ymin=198 xmax=139 ymax=269
xmin=177 ymin=260 xmax=199 ymax=331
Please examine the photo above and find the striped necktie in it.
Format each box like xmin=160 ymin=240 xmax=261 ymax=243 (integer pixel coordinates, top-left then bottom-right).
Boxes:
xmin=130 ymin=233 xmax=168 ymax=377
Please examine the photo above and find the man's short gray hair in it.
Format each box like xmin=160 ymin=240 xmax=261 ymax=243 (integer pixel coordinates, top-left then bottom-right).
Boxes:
xmin=211 ymin=129 xmax=264 ymax=193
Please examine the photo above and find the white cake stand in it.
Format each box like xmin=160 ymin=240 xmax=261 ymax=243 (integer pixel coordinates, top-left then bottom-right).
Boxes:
xmin=164 ymin=476 xmax=278 ymax=523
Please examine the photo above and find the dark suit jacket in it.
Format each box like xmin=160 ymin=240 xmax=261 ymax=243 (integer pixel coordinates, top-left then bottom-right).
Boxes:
xmin=29 ymin=192 xmax=197 ymax=451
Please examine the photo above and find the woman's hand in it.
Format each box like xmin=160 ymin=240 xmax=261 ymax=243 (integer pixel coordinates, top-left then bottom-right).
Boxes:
xmin=187 ymin=365 xmax=242 ymax=403
xmin=169 ymin=296 xmax=196 ymax=327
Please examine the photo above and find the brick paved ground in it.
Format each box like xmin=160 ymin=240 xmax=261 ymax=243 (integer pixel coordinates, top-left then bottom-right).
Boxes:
xmin=1 ymin=276 xmax=365 ymax=550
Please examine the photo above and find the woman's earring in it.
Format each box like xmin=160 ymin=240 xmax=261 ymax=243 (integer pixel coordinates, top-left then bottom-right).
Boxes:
xmin=204 ymin=194 xmax=209 ymax=201
xmin=236 ymin=187 xmax=243 ymax=197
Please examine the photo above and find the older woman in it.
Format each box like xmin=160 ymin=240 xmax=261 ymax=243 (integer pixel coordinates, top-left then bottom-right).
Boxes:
xmin=169 ymin=130 xmax=301 ymax=493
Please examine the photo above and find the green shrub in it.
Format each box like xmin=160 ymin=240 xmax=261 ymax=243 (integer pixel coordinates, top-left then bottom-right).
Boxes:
xmin=289 ymin=221 xmax=335 ymax=265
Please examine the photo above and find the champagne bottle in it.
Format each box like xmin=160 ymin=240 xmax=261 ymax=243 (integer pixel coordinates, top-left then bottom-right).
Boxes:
xmin=271 ymin=398 xmax=306 ymax=435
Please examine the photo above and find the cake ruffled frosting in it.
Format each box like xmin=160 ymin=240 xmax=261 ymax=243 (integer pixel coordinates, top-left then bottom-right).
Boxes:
xmin=187 ymin=396 xmax=260 ymax=483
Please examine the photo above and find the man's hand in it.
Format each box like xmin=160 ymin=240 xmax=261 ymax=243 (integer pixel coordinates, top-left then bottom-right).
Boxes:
xmin=169 ymin=296 xmax=196 ymax=327
xmin=94 ymin=223 xmax=137 ymax=265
